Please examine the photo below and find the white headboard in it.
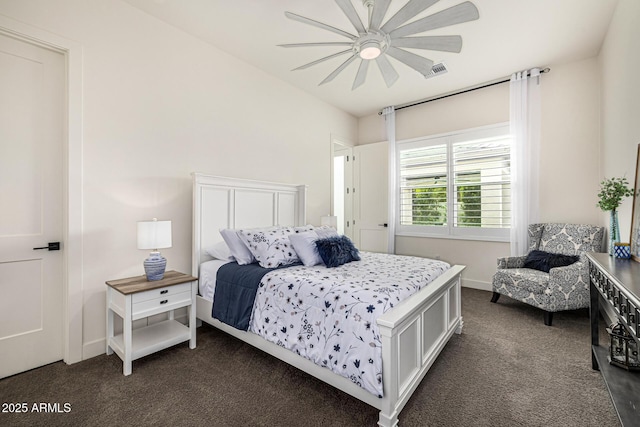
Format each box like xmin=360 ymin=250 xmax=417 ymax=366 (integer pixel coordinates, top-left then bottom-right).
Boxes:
xmin=191 ymin=173 xmax=307 ymax=277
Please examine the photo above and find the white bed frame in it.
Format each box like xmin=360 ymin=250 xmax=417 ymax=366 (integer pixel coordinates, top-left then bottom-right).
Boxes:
xmin=191 ymin=173 xmax=465 ymax=427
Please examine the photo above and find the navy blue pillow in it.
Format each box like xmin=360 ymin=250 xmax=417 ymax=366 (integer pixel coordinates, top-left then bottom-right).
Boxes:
xmin=315 ymin=235 xmax=361 ymax=268
xmin=523 ymin=250 xmax=579 ymax=273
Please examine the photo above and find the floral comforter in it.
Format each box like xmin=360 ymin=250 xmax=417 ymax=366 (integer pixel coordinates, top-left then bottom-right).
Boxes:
xmin=248 ymin=252 xmax=450 ymax=397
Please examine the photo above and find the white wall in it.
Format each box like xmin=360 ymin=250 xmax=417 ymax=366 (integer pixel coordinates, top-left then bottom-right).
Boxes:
xmin=0 ymin=0 xmax=357 ymax=359
xmin=358 ymin=59 xmax=602 ymax=290
xmin=599 ymin=0 xmax=640 ymax=242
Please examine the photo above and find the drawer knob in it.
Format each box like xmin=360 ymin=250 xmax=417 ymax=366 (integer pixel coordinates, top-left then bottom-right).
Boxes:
xmin=160 ymin=300 xmax=168 ymax=305
xmin=160 ymin=290 xmax=168 ymax=295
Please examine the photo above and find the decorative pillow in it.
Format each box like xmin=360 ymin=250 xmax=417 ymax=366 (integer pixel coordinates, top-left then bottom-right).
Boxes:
xmin=523 ymin=250 xmax=579 ymax=273
xmin=220 ymin=226 xmax=280 ymax=265
xmin=293 ymin=224 xmax=316 ymax=233
xmin=238 ymin=228 xmax=299 ymax=268
xmin=204 ymin=241 xmax=235 ymax=261
xmin=289 ymin=231 xmax=320 ymax=267
xmin=315 ymin=235 xmax=361 ymax=268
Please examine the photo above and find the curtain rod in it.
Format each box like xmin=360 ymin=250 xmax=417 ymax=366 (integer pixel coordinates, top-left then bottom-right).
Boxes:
xmin=378 ymin=67 xmax=551 ymax=115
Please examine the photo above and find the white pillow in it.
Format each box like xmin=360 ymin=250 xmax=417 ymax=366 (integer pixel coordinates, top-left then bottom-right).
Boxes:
xmin=219 ymin=226 xmax=281 ymax=265
xmin=220 ymin=228 xmax=255 ymax=265
xmin=204 ymin=241 xmax=235 ymax=261
xmin=238 ymin=228 xmax=299 ymax=268
xmin=289 ymin=231 xmax=323 ymax=267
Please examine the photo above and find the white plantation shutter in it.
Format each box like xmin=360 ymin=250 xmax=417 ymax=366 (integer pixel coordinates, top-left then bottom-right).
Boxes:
xmin=399 ymin=143 xmax=448 ymax=227
xmin=452 ymin=136 xmax=511 ymax=229
xmin=397 ymin=124 xmax=511 ymax=241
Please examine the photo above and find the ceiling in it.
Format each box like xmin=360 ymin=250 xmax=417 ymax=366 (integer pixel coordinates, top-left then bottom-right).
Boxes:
xmin=122 ymin=0 xmax=618 ymax=117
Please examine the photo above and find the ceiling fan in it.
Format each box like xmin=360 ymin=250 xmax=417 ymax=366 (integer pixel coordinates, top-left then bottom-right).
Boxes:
xmin=279 ymin=0 xmax=479 ymax=90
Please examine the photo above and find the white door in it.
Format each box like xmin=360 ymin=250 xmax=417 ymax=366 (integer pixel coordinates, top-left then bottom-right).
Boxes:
xmin=333 ymin=143 xmax=353 ymax=238
xmin=353 ymin=142 xmax=389 ymax=253
xmin=0 ymin=33 xmax=65 ymax=378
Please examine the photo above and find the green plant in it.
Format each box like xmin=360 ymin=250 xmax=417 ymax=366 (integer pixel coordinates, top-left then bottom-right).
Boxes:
xmin=597 ymin=177 xmax=634 ymax=211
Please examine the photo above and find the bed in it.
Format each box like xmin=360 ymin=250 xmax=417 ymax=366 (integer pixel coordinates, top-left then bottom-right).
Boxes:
xmin=192 ymin=173 xmax=465 ymax=427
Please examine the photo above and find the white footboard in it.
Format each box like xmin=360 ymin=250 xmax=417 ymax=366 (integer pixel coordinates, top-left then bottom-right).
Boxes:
xmin=376 ymin=265 xmax=465 ymax=427
xmin=195 ymin=265 xmax=464 ymax=427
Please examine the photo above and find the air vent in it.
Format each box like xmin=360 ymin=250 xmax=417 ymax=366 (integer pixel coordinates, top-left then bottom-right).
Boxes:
xmin=425 ymin=62 xmax=448 ymax=79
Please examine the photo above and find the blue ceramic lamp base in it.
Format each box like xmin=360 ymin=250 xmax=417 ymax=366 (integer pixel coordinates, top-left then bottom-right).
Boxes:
xmin=143 ymin=251 xmax=167 ymax=281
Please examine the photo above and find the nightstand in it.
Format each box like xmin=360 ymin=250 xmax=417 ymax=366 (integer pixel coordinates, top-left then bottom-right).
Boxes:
xmin=106 ymin=270 xmax=197 ymax=375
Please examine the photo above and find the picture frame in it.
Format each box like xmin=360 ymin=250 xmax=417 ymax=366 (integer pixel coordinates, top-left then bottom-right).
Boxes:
xmin=630 ymin=144 xmax=640 ymax=261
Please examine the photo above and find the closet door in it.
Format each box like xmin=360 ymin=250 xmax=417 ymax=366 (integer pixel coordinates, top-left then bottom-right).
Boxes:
xmin=353 ymin=142 xmax=389 ymax=253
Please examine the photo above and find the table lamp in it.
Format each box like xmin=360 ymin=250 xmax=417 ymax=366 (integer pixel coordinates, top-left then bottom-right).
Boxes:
xmin=137 ymin=218 xmax=172 ymax=281
xmin=320 ymin=215 xmax=338 ymax=229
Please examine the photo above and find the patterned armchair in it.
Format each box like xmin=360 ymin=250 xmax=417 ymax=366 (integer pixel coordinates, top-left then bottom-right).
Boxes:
xmin=491 ymin=223 xmax=604 ymax=326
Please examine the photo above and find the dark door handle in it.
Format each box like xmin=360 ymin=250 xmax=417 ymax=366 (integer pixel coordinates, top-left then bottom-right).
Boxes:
xmin=33 ymin=242 xmax=60 ymax=251
xmin=378 ymin=223 xmax=388 ymax=228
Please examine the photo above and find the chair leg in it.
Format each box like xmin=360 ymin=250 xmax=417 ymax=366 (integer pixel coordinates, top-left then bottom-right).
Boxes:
xmin=490 ymin=292 xmax=500 ymax=303
xmin=544 ymin=311 xmax=553 ymax=326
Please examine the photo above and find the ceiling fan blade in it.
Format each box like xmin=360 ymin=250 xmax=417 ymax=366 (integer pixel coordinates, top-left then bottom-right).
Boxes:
xmin=380 ymin=0 xmax=439 ymax=33
xmin=391 ymin=35 xmax=462 ymax=53
xmin=352 ymin=59 xmax=370 ymax=90
xmin=292 ymin=49 xmax=353 ymax=71
xmin=390 ymin=2 xmax=479 ymax=38
xmin=386 ymin=46 xmax=434 ymax=75
xmin=319 ymin=54 xmax=358 ymax=85
xmin=285 ymin=11 xmax=357 ymax=40
xmin=279 ymin=42 xmax=353 ymax=48
xmin=375 ymin=54 xmax=399 ymax=88
xmin=369 ymin=0 xmax=391 ymax=30
xmin=335 ymin=0 xmax=366 ymax=34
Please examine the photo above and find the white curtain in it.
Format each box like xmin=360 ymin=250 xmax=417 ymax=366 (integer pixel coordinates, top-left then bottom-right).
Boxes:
xmin=510 ymin=68 xmax=541 ymax=256
xmin=382 ymin=106 xmax=396 ymax=254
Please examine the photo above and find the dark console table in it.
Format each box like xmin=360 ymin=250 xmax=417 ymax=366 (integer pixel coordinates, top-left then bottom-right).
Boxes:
xmin=587 ymin=252 xmax=640 ymax=426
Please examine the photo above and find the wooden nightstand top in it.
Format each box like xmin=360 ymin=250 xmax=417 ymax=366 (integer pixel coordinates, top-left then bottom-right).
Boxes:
xmin=106 ymin=270 xmax=197 ymax=295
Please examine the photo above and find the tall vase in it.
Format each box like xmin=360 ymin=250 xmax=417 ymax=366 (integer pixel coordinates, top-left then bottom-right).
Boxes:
xmin=610 ymin=209 xmax=620 ymax=256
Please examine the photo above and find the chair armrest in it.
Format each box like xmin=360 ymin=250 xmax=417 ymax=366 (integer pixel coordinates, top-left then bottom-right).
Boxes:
xmin=549 ymin=260 xmax=586 ymax=276
xmin=497 ymin=256 xmax=527 ymax=269
xmin=547 ymin=258 xmax=591 ymax=309
xmin=549 ymin=260 xmax=588 ymax=294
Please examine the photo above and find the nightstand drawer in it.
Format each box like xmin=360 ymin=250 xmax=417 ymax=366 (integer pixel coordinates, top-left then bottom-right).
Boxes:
xmin=132 ymin=291 xmax=192 ymax=319
xmin=132 ymin=282 xmax=191 ymax=304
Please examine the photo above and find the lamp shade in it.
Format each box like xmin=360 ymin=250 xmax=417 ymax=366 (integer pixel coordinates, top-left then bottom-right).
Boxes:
xmin=320 ymin=215 xmax=338 ymax=229
xmin=137 ymin=219 xmax=172 ymax=250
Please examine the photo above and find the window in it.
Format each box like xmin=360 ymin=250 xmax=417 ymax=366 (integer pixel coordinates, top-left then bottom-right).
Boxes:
xmin=397 ymin=124 xmax=511 ymax=241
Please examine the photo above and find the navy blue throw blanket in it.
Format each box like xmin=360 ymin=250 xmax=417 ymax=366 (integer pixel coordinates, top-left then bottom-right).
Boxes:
xmin=212 ymin=262 xmax=273 ymax=330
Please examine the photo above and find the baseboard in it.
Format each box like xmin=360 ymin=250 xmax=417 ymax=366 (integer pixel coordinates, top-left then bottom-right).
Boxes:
xmin=461 ymin=278 xmax=491 ymax=292
xmin=83 ymin=338 xmax=106 ymax=360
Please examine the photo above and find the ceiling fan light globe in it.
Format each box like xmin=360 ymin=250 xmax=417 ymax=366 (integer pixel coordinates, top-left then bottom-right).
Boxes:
xmin=359 ymin=41 xmax=381 ymax=60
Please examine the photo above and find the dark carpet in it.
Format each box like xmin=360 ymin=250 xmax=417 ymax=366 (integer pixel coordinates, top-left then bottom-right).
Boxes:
xmin=0 ymin=288 xmax=619 ymax=427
